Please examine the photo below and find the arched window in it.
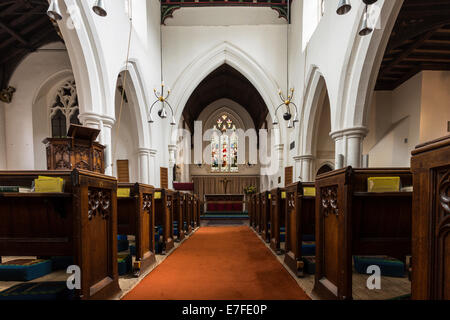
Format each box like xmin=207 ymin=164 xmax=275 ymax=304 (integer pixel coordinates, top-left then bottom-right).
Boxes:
xmin=49 ymin=80 xmax=80 ymax=137
xmin=211 ymin=114 xmax=238 ymax=173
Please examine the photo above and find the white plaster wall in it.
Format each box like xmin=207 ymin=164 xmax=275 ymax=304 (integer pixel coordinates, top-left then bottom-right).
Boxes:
xmin=419 ymin=71 xmax=450 ymax=143
xmin=363 ymin=72 xmax=423 ymax=167
xmin=5 ymin=42 xmax=72 ymax=170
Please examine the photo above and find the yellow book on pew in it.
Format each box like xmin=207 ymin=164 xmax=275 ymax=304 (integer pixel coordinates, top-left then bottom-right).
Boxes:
xmin=118 ymin=188 xmax=131 ymax=198
xmin=367 ymin=177 xmax=400 ymax=193
xmin=34 ymin=176 xmax=64 ymax=193
xmin=281 ymin=192 xmax=286 ymax=199
xmin=154 ymin=192 xmax=162 ymax=199
xmin=303 ymin=187 xmax=316 ymax=197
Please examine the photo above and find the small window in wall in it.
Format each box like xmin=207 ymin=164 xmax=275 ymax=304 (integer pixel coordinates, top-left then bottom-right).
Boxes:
xmin=49 ymin=80 xmax=80 ymax=137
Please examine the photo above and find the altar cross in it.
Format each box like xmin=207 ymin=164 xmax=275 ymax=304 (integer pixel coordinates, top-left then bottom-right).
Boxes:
xmin=220 ymin=177 xmax=231 ymax=194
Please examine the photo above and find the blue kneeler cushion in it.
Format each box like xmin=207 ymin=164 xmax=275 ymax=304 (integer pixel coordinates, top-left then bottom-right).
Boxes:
xmin=117 ymin=253 xmax=132 ymax=275
xmin=118 ymin=234 xmax=129 ymax=252
xmin=353 ymin=256 xmax=406 ymax=278
xmin=0 ymin=259 xmax=52 ymax=281
xmin=0 ymin=282 xmax=75 ymax=300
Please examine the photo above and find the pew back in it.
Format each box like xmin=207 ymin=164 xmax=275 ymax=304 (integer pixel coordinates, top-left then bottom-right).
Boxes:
xmin=284 ymin=182 xmax=315 ymax=276
xmin=0 ymin=169 xmax=120 ymax=300
xmin=154 ymin=189 xmax=175 ymax=253
xmin=118 ymin=183 xmax=156 ymax=271
xmin=411 ymin=135 xmax=450 ymax=300
xmin=313 ymin=167 xmax=412 ymax=300
xmin=269 ymin=188 xmax=286 ymax=254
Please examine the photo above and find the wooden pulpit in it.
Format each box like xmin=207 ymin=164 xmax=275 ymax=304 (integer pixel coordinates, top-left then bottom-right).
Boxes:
xmin=43 ymin=124 xmax=106 ymax=174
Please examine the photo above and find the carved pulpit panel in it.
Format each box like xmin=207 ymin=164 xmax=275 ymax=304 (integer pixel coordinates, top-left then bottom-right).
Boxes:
xmin=43 ymin=124 xmax=105 ymax=174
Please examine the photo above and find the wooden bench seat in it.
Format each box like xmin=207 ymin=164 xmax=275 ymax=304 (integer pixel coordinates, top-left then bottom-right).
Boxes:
xmin=117 ymin=183 xmax=156 ymax=275
xmin=313 ymin=167 xmax=412 ymax=300
xmin=259 ymin=191 xmax=271 ymax=242
xmin=173 ymin=192 xmax=186 ymax=242
xmin=154 ymin=189 xmax=175 ymax=254
xmin=0 ymin=169 xmax=120 ymax=300
xmin=284 ymin=182 xmax=315 ymax=277
xmin=269 ymin=187 xmax=286 ymax=255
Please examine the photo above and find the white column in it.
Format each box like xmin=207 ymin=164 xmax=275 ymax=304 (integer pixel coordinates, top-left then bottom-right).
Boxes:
xmin=330 ymin=127 xmax=368 ymax=169
xmin=300 ymin=155 xmax=315 ymax=182
xmin=274 ymin=144 xmax=284 ymax=185
xmin=138 ymin=148 xmax=150 ymax=184
xmin=101 ymin=116 xmax=115 ymax=176
xmin=149 ymin=148 xmax=158 ymax=186
xmin=293 ymin=155 xmax=302 ymax=182
xmin=168 ymin=144 xmax=177 ymax=188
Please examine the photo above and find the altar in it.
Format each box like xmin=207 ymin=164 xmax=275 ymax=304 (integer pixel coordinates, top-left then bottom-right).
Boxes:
xmin=204 ymin=194 xmax=245 ymax=214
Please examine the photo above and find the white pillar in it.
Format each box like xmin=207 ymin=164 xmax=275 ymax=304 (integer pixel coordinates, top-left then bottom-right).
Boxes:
xmin=149 ymin=148 xmax=158 ymax=186
xmin=274 ymin=144 xmax=284 ymax=185
xmin=138 ymin=148 xmax=150 ymax=184
xmin=293 ymin=155 xmax=302 ymax=182
xmin=168 ymin=144 xmax=177 ymax=188
xmin=330 ymin=127 xmax=368 ymax=169
xmin=101 ymin=116 xmax=115 ymax=176
xmin=300 ymin=155 xmax=315 ymax=182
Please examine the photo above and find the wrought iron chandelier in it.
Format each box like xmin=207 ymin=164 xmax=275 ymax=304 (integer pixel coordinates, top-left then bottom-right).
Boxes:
xmin=336 ymin=0 xmax=379 ymax=36
xmin=272 ymin=0 xmax=298 ymax=129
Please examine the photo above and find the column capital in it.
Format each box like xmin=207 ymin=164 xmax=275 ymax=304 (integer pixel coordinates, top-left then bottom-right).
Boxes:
xmin=274 ymin=144 xmax=284 ymax=151
xmin=295 ymin=154 xmax=315 ymax=161
xmin=330 ymin=126 xmax=368 ymax=140
xmin=168 ymin=144 xmax=177 ymax=152
xmin=137 ymin=147 xmax=151 ymax=155
xmin=101 ymin=115 xmax=116 ymax=128
xmin=149 ymin=148 xmax=158 ymax=157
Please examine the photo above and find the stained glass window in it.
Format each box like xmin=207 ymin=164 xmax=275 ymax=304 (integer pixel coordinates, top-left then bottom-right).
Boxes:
xmin=211 ymin=114 xmax=238 ymax=173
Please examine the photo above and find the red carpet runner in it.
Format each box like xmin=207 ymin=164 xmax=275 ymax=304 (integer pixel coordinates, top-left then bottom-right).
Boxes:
xmin=123 ymin=226 xmax=310 ymax=300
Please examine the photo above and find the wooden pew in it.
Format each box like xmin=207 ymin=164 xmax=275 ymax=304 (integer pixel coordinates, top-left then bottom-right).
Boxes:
xmin=249 ymin=194 xmax=256 ymax=230
xmin=185 ymin=194 xmax=193 ymax=235
xmin=193 ymin=194 xmax=200 ymax=228
xmin=270 ymin=187 xmax=286 ymax=255
xmin=0 ymin=169 xmax=120 ymax=300
xmin=313 ymin=167 xmax=412 ymax=300
xmin=154 ymin=189 xmax=175 ymax=254
xmin=260 ymin=191 xmax=271 ymax=242
xmin=411 ymin=135 xmax=450 ymax=300
xmin=173 ymin=192 xmax=185 ymax=242
xmin=284 ymin=182 xmax=315 ymax=277
xmin=117 ymin=183 xmax=156 ymax=275
xmin=255 ymin=193 xmax=261 ymax=233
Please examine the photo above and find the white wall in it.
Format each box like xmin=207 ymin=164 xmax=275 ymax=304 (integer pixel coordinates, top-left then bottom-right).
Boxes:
xmin=363 ymin=71 xmax=449 ymax=167
xmin=419 ymin=71 xmax=450 ymax=143
xmin=5 ymin=42 xmax=72 ymax=170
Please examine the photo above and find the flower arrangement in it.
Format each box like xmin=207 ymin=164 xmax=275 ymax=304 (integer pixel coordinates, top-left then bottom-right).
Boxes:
xmin=243 ymin=185 xmax=257 ymax=195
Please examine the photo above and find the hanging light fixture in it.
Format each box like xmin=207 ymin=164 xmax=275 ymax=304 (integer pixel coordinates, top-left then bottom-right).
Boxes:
xmin=336 ymin=0 xmax=378 ymax=36
xmin=47 ymin=0 xmax=63 ymax=21
xmin=359 ymin=5 xmax=373 ymax=36
xmin=93 ymin=0 xmax=107 ymax=17
xmin=273 ymin=0 xmax=299 ymax=129
xmin=148 ymin=19 xmax=176 ymax=126
xmin=336 ymin=0 xmax=352 ymax=15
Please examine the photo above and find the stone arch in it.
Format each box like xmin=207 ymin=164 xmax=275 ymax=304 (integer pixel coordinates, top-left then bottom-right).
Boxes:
xmin=168 ymin=41 xmax=284 ymax=146
xmin=338 ymin=0 xmax=404 ymax=130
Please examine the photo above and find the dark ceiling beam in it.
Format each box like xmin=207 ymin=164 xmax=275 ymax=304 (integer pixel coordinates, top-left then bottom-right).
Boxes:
xmin=380 ymin=29 xmax=436 ymax=76
xmin=0 ymin=19 xmax=32 ymax=48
